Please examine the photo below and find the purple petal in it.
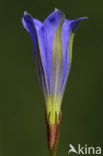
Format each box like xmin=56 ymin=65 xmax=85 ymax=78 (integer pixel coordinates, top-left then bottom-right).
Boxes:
xmin=37 ymin=9 xmax=65 ymax=92
xmin=33 ymin=18 xmax=42 ymax=31
xmin=61 ymin=17 xmax=88 ymax=93
xmin=70 ymin=17 xmax=88 ymax=33
xmin=22 ymin=12 xmax=48 ymax=95
xmin=61 ymin=19 xmax=71 ymax=94
xmin=22 ymin=12 xmax=39 ymax=59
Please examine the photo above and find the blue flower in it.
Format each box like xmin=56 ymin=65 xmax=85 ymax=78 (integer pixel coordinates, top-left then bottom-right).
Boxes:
xmin=22 ymin=9 xmax=87 ymax=123
xmin=22 ymin=9 xmax=87 ymax=152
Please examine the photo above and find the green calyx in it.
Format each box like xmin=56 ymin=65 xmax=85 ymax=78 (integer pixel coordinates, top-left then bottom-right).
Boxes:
xmin=46 ymin=95 xmax=61 ymax=124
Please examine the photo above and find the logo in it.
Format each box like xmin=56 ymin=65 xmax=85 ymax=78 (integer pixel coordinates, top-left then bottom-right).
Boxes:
xmin=68 ymin=144 xmax=102 ymax=155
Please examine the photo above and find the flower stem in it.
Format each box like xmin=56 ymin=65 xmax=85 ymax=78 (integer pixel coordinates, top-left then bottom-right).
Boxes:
xmin=46 ymin=112 xmax=62 ymax=156
xmin=50 ymin=148 xmax=56 ymax=156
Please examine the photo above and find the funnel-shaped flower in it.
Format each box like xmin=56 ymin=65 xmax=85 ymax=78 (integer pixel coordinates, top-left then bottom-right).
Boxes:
xmin=22 ymin=9 xmax=87 ymax=156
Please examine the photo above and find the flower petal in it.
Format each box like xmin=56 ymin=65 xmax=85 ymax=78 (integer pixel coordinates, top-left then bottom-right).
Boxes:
xmin=61 ymin=17 xmax=88 ymax=94
xmin=71 ymin=17 xmax=88 ymax=33
xmin=33 ymin=18 xmax=42 ymax=31
xmin=22 ymin=12 xmax=38 ymax=59
xmin=50 ymin=11 xmax=65 ymax=97
xmin=22 ymin=12 xmax=48 ymax=95
xmin=37 ymin=9 xmax=65 ymax=93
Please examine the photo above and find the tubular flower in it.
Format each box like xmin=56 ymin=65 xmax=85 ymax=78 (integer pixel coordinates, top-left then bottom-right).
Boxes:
xmin=22 ymin=9 xmax=87 ymax=156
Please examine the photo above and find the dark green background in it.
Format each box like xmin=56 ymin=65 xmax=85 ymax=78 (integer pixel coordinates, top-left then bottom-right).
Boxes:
xmin=0 ymin=0 xmax=103 ymax=155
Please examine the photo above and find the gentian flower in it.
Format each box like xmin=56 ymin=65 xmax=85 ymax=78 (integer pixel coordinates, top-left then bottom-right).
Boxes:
xmin=22 ymin=9 xmax=87 ymax=156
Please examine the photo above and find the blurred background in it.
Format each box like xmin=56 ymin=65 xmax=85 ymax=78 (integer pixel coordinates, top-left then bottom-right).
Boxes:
xmin=0 ymin=0 xmax=103 ymax=155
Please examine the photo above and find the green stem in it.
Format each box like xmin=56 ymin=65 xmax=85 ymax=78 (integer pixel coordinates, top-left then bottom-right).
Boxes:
xmin=50 ymin=148 xmax=56 ymax=156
